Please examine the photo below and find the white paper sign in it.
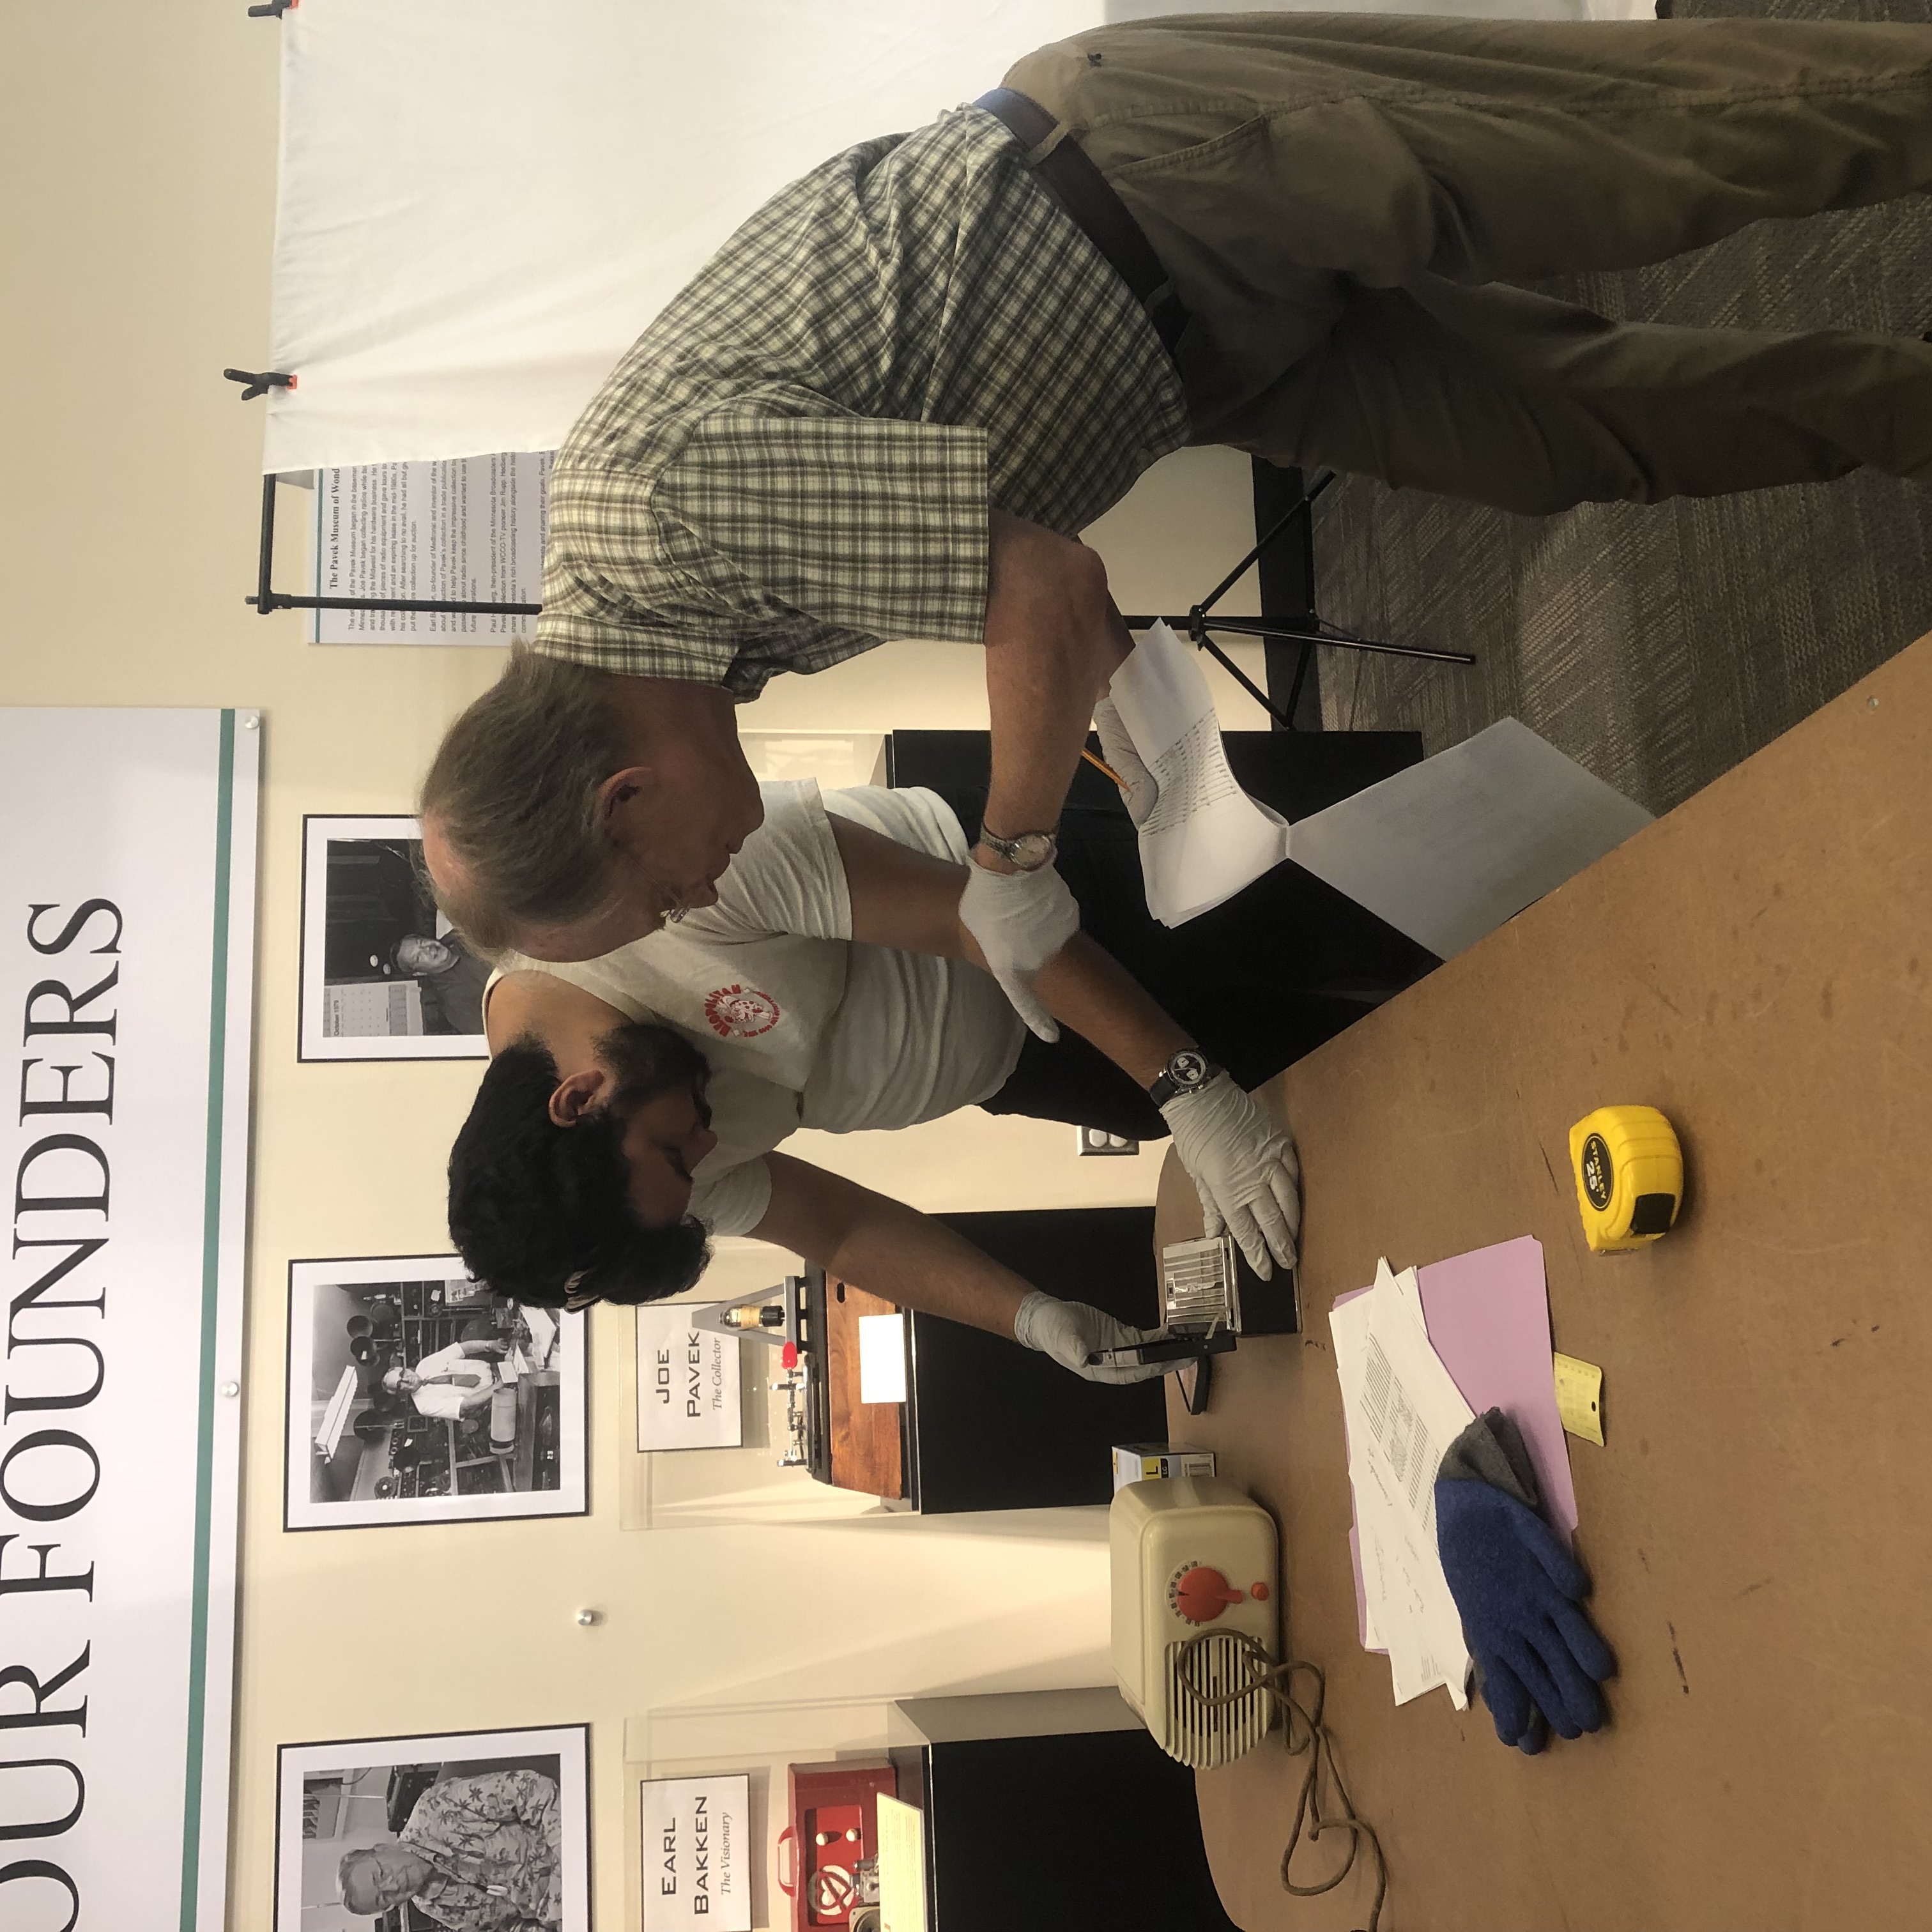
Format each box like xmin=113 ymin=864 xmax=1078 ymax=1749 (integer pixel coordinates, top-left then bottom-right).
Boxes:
xmin=1290 ymin=718 xmax=1653 ymax=959
xmin=877 ymin=1793 xmax=928 ymax=1932
xmin=641 ymin=1773 xmax=753 ymax=1931
xmin=857 ymin=1314 xmax=907 ymax=1405
xmin=635 ymin=1305 xmax=744 ymax=1450
xmin=307 ymin=452 xmax=550 ymax=643
xmin=0 ymin=707 xmax=258 ymax=1930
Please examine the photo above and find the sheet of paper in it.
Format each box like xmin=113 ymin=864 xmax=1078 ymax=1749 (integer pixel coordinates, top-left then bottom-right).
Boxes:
xmin=1360 ymin=1281 xmax=1475 ymax=1704
xmin=857 ymin=1313 xmax=907 ymax=1405
xmin=1332 ymin=1301 xmax=1385 ymax=1657
xmin=1332 ymin=1289 xmax=1446 ymax=1701
xmin=1416 ymin=1236 xmax=1577 ymax=1543
xmin=1330 ymin=1270 xmax=1473 ymax=1707
xmin=307 ymin=452 xmax=551 ymax=644
xmin=1107 ymin=620 xmax=1292 ymax=926
xmin=875 ymin=1795 xmax=928 ymax=1932
xmin=1288 ymin=717 xmax=1653 ymax=958
xmin=1377 ymin=1255 xmax=1427 ymax=1337
xmin=1353 ymin=1467 xmax=1464 ymax=1705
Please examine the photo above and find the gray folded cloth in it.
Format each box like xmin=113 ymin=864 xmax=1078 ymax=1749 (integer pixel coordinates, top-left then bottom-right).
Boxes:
xmin=1439 ymin=1406 xmax=1541 ymax=1509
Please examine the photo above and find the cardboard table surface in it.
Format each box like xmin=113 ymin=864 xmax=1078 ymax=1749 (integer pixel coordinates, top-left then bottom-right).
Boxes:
xmin=1154 ymin=638 xmax=1932 ymax=1932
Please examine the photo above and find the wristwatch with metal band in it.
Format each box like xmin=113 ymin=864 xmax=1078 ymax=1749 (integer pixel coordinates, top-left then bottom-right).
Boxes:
xmin=1147 ymin=1047 xmax=1225 ymax=1110
xmin=974 ymin=827 xmax=1059 ymax=872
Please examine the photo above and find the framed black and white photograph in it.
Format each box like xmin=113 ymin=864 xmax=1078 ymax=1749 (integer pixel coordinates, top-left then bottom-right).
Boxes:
xmin=275 ymin=1724 xmax=590 ymax=1932
xmin=284 ymin=1255 xmax=587 ymax=1531
xmin=299 ymin=814 xmax=491 ymax=1060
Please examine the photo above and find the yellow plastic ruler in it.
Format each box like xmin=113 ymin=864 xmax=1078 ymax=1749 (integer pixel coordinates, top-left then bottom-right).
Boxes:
xmin=1553 ymin=1352 xmax=1605 ymax=1445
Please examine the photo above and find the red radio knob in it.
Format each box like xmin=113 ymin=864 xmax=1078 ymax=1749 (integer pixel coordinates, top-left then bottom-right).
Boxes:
xmin=1172 ymin=1565 xmax=1245 ymax=1625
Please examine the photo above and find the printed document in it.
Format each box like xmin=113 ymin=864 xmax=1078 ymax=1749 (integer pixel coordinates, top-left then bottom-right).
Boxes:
xmin=1330 ymin=1259 xmax=1474 ymax=1708
xmin=1107 ymin=620 xmax=1292 ymax=925
xmin=307 ymin=452 xmax=551 ymax=644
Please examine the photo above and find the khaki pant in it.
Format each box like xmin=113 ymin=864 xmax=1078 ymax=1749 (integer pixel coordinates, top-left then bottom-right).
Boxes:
xmin=1003 ymin=14 xmax=1932 ymax=510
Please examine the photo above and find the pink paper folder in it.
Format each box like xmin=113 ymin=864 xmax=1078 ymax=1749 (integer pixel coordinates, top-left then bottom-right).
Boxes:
xmin=1337 ymin=1235 xmax=1577 ymax=1653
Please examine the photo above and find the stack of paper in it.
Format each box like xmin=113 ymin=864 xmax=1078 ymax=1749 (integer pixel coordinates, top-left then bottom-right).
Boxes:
xmin=1328 ymin=1259 xmax=1474 ymax=1708
xmin=1106 ymin=620 xmax=1292 ymax=926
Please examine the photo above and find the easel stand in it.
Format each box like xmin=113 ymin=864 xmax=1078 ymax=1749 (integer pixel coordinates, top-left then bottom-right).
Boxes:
xmin=240 ymin=470 xmax=544 ymax=623
xmin=1119 ymin=470 xmax=1474 ymax=730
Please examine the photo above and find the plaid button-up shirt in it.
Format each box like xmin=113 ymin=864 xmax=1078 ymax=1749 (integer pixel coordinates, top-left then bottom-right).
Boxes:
xmin=533 ymin=105 xmax=1188 ymax=698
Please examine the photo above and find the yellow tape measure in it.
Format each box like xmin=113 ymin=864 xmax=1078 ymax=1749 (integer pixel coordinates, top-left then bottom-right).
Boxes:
xmin=1568 ymin=1105 xmax=1683 ymax=1254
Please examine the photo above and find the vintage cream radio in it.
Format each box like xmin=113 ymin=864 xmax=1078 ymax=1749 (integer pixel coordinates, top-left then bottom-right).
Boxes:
xmin=1109 ymin=1475 xmax=1279 ymax=1769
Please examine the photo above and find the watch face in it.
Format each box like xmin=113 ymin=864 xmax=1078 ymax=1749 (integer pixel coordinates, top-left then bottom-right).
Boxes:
xmin=984 ymin=829 xmax=1056 ymax=870
xmin=1170 ymin=1050 xmax=1209 ymax=1089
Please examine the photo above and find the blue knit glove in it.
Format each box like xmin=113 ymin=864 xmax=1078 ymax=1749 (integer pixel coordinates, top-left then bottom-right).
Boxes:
xmin=1435 ymin=1475 xmax=1616 ymax=1751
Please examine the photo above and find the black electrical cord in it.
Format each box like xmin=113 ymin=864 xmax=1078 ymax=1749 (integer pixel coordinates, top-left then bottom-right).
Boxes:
xmin=1175 ymin=1630 xmax=1388 ymax=1932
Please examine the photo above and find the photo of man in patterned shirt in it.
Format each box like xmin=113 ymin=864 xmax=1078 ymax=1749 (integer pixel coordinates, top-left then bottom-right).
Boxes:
xmin=421 ymin=15 xmax=1932 ymax=1014
xmin=337 ymin=1767 xmax=563 ymax=1931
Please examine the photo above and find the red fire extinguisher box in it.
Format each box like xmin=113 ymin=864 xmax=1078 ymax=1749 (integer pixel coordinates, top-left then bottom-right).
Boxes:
xmin=777 ymin=1759 xmax=898 ymax=1932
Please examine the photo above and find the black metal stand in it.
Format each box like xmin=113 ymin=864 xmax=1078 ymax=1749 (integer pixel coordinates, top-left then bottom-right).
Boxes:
xmin=1119 ymin=469 xmax=1474 ymax=730
xmin=243 ymin=471 xmax=545 ymax=621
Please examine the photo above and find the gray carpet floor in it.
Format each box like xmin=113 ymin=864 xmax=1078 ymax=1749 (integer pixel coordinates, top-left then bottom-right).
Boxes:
xmin=1310 ymin=0 xmax=1932 ymax=813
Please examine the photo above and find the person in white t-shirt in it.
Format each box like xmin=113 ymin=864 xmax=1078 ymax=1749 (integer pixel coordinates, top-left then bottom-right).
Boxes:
xmin=449 ymin=779 xmax=1433 ymax=1382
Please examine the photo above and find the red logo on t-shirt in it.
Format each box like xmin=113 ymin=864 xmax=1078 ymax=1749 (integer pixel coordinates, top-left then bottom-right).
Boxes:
xmin=704 ymin=984 xmax=781 ymax=1039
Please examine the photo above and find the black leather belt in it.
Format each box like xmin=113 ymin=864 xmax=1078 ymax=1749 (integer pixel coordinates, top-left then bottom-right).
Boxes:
xmin=974 ymin=86 xmax=1190 ymax=362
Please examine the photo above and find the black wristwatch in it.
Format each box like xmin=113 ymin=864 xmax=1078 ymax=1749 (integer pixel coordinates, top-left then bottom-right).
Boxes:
xmin=1148 ymin=1048 xmax=1225 ymax=1110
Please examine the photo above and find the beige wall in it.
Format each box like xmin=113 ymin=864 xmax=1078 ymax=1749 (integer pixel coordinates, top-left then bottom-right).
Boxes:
xmin=0 ymin=8 xmax=1269 ymax=1926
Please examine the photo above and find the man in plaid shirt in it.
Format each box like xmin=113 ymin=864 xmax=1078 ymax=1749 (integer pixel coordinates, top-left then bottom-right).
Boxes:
xmin=423 ymin=15 xmax=1932 ymax=1024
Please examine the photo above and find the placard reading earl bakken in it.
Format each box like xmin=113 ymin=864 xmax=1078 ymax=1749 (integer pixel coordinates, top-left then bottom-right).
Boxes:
xmin=640 ymin=1773 xmax=752 ymax=1931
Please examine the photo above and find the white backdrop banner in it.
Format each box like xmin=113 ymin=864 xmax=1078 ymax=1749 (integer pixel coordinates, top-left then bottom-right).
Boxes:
xmin=0 ymin=710 xmax=257 ymax=1932
xmin=262 ymin=0 xmax=1644 ymax=474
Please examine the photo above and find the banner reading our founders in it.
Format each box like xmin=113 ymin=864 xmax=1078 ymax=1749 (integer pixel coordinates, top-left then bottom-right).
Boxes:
xmin=0 ymin=709 xmax=257 ymax=1932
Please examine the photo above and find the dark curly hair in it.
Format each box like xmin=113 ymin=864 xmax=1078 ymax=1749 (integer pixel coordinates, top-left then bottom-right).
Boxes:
xmin=447 ymin=1034 xmax=711 ymax=1307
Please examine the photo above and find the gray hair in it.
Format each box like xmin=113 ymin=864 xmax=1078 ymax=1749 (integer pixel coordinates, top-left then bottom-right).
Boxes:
xmin=337 ymin=1846 xmax=383 ymax=1912
xmin=418 ymin=645 xmax=624 ymax=955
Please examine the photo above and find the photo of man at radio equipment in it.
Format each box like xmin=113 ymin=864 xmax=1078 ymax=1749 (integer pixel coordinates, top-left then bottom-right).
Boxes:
xmin=445 ymin=774 xmax=1434 ymax=1384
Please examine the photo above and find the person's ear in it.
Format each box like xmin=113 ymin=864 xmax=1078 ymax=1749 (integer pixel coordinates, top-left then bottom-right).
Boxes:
xmin=595 ymin=765 xmax=654 ymax=847
xmin=548 ymin=1067 xmax=608 ymax=1127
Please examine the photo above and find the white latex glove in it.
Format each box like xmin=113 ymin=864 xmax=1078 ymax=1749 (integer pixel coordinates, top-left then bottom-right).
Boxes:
xmin=1013 ymin=1289 xmax=1170 ymax=1384
xmin=1092 ymin=693 xmax=1157 ymax=829
xmin=1159 ymin=1075 xmax=1301 ymax=1276
xmin=958 ymin=857 xmax=1078 ymax=1043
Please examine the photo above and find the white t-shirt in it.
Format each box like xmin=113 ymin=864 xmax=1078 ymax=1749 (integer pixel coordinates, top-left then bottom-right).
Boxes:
xmin=487 ymin=782 xmax=1025 ymax=1236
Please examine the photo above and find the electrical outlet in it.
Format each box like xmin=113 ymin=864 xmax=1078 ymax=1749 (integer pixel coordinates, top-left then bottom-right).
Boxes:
xmin=1077 ymin=1126 xmax=1140 ymax=1157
